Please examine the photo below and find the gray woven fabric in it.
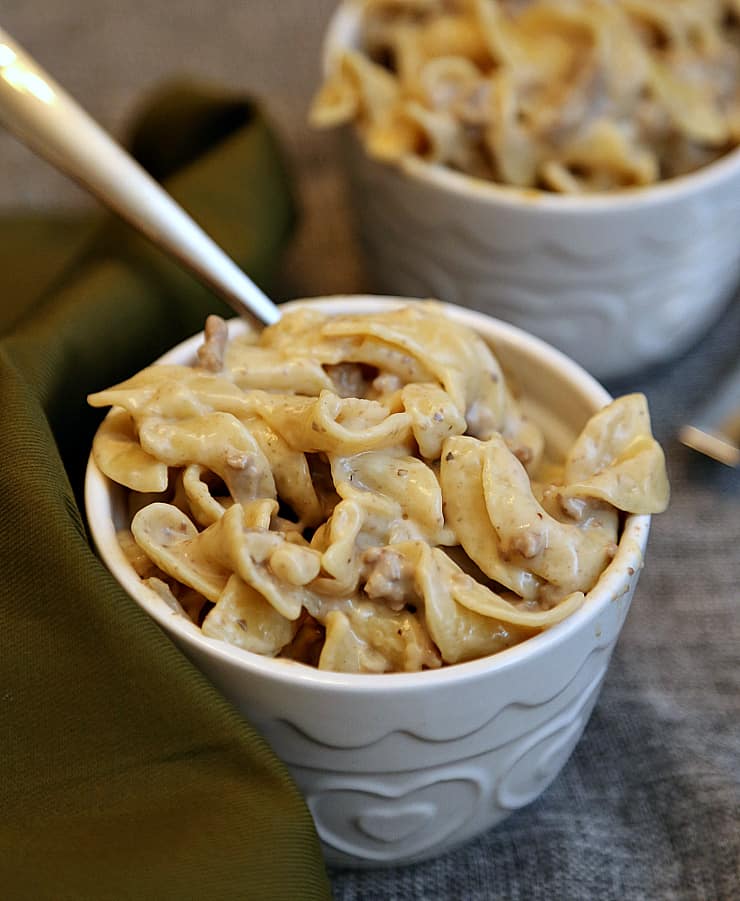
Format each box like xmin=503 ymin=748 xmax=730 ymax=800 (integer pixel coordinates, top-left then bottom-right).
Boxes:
xmin=2 ymin=2 xmax=738 ymax=898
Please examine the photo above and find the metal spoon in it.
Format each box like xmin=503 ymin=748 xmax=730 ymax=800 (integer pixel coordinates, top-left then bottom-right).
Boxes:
xmin=0 ymin=26 xmax=280 ymax=327
xmin=679 ymin=357 xmax=740 ymax=467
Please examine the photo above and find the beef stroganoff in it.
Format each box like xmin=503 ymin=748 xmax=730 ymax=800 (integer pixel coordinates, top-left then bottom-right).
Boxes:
xmin=311 ymin=0 xmax=740 ymax=192
xmin=88 ymin=305 xmax=669 ymax=673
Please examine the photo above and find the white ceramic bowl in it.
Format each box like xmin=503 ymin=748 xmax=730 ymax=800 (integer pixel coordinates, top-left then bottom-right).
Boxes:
xmin=85 ymin=297 xmax=651 ymax=868
xmin=323 ymin=1 xmax=740 ymax=380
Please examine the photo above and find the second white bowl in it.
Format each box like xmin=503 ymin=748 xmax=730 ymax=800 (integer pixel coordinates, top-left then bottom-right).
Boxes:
xmin=325 ymin=0 xmax=740 ymax=380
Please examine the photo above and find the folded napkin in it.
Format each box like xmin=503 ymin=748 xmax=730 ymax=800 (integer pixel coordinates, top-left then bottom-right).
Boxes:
xmin=0 ymin=83 xmax=331 ymax=901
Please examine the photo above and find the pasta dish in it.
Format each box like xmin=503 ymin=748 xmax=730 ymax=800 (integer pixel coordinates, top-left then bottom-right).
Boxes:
xmin=310 ymin=0 xmax=740 ymax=193
xmin=89 ymin=305 xmax=669 ymax=673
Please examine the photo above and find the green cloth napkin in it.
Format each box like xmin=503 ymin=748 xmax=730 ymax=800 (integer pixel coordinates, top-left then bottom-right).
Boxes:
xmin=0 ymin=83 xmax=332 ymax=901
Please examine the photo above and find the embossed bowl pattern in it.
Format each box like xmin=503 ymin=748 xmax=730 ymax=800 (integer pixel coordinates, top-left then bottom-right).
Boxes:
xmin=85 ymin=297 xmax=652 ymax=867
xmin=324 ymin=1 xmax=740 ymax=380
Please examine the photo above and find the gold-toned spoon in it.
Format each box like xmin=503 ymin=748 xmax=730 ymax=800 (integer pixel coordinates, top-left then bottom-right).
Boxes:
xmin=680 ymin=359 xmax=740 ymax=467
xmin=0 ymin=27 xmax=280 ymax=327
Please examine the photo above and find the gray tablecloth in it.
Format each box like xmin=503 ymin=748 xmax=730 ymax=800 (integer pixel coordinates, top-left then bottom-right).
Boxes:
xmin=3 ymin=2 xmax=737 ymax=898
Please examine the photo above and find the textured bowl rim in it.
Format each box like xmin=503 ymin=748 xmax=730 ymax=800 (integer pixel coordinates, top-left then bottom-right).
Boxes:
xmin=323 ymin=0 xmax=740 ymax=213
xmin=85 ymin=296 xmax=651 ymax=694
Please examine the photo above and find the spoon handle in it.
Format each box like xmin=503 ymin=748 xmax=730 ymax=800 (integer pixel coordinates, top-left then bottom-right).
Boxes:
xmin=680 ymin=356 xmax=740 ymax=467
xmin=0 ymin=28 xmax=280 ymax=326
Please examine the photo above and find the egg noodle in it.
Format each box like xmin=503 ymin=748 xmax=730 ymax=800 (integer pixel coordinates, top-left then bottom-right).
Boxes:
xmin=310 ymin=0 xmax=740 ymax=192
xmin=89 ymin=305 xmax=669 ymax=673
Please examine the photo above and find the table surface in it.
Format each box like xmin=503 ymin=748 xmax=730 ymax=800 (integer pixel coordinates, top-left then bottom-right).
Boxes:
xmin=3 ymin=3 xmax=738 ymax=899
